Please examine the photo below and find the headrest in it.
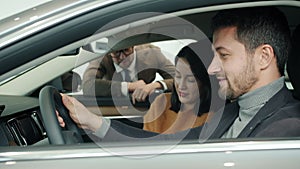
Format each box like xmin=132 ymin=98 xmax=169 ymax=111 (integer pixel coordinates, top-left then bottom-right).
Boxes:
xmin=287 ymin=24 xmax=300 ymax=99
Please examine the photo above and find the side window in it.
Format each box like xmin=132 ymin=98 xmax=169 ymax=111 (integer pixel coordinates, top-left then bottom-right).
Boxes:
xmin=67 ymin=39 xmax=199 ymax=127
xmin=71 ymin=39 xmax=196 ymax=94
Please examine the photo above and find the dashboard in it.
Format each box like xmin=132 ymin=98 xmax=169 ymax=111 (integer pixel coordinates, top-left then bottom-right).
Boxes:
xmin=0 ymin=95 xmax=46 ymax=146
xmin=0 ymin=94 xmax=148 ymax=147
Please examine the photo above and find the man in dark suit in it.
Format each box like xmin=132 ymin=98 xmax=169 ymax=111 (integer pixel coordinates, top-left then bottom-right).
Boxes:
xmin=58 ymin=6 xmax=300 ymax=141
xmin=82 ymin=43 xmax=175 ymax=102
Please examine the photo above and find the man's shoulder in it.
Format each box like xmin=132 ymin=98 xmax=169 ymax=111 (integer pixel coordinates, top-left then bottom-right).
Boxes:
xmin=280 ymin=99 xmax=300 ymax=117
xmin=135 ymin=44 xmax=160 ymax=50
xmin=251 ymin=89 xmax=300 ymax=137
xmin=135 ymin=44 xmax=163 ymax=58
xmin=266 ymin=89 xmax=300 ymax=123
xmin=95 ymin=54 xmax=113 ymax=67
xmin=256 ymin=98 xmax=300 ymax=137
xmin=88 ymin=53 xmax=111 ymax=63
xmin=271 ymin=86 xmax=300 ymax=115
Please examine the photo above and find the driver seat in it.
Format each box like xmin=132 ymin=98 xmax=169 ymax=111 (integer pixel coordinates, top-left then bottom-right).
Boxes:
xmin=287 ymin=24 xmax=300 ymax=100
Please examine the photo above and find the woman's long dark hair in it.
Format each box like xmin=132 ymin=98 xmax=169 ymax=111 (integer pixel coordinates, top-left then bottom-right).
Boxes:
xmin=170 ymin=42 xmax=212 ymax=116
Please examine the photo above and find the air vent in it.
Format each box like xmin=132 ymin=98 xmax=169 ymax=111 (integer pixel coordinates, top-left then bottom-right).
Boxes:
xmin=6 ymin=111 xmax=46 ymax=146
xmin=7 ymin=118 xmax=27 ymax=146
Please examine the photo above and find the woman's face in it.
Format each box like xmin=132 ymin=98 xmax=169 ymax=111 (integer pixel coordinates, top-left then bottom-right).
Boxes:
xmin=174 ymin=58 xmax=200 ymax=104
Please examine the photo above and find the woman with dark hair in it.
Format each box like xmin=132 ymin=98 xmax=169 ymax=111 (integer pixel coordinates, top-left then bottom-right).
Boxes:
xmin=143 ymin=42 xmax=211 ymax=134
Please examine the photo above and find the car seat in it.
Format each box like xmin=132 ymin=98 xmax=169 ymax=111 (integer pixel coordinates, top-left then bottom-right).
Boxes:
xmin=287 ymin=24 xmax=300 ymax=100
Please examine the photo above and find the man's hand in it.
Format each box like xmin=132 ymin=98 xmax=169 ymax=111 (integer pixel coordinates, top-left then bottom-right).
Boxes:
xmin=131 ymin=82 xmax=162 ymax=104
xmin=56 ymin=94 xmax=102 ymax=132
xmin=127 ymin=80 xmax=146 ymax=92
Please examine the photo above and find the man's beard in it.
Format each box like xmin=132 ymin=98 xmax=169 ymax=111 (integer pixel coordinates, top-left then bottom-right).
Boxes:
xmin=219 ymin=59 xmax=258 ymax=100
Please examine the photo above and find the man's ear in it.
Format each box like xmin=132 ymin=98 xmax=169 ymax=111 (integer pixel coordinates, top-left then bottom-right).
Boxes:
xmin=258 ymin=44 xmax=275 ymax=70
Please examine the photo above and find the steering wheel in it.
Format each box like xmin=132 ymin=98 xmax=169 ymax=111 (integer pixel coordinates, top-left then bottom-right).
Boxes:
xmin=39 ymin=85 xmax=83 ymax=145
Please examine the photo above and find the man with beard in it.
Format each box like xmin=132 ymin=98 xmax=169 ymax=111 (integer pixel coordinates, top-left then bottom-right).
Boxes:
xmin=204 ymin=7 xmax=300 ymax=139
xmin=58 ymin=6 xmax=300 ymax=141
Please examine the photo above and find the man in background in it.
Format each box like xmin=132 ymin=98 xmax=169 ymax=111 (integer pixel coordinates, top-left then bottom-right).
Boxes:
xmin=82 ymin=43 xmax=175 ymax=103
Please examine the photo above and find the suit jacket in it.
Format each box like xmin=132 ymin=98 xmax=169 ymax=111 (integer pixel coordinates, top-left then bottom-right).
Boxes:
xmin=82 ymin=44 xmax=175 ymax=96
xmin=99 ymin=86 xmax=300 ymax=142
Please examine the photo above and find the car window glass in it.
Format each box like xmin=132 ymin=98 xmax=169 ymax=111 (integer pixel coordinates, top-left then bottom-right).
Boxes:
xmin=1 ymin=2 xmax=300 ymax=153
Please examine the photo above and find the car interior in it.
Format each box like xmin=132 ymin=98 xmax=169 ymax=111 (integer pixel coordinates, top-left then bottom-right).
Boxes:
xmin=0 ymin=4 xmax=300 ymax=147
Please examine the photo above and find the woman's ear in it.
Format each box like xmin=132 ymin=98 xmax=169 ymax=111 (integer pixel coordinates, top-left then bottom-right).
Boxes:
xmin=258 ymin=44 xmax=275 ymax=70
